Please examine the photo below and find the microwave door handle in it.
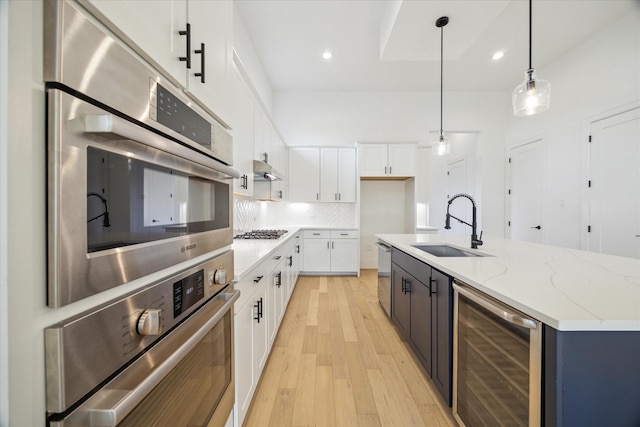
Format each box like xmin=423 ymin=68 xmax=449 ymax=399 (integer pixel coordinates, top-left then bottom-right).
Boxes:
xmin=453 ymin=282 xmax=538 ymax=330
xmin=87 ymin=290 xmax=240 ymax=427
xmin=70 ymin=114 xmax=240 ymax=179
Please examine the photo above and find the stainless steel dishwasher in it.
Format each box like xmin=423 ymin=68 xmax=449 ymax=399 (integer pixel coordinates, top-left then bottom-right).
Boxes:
xmin=376 ymin=240 xmax=393 ymax=317
xmin=453 ymin=280 xmax=542 ymax=427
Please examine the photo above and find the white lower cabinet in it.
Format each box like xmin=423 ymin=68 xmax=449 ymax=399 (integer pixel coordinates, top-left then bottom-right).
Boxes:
xmin=302 ymin=230 xmax=359 ymax=274
xmin=234 ymin=232 xmax=301 ymax=427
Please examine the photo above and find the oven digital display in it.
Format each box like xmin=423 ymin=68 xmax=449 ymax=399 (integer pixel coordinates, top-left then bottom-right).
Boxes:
xmin=173 ymin=269 xmax=205 ymax=318
xmin=156 ymin=84 xmax=212 ymax=147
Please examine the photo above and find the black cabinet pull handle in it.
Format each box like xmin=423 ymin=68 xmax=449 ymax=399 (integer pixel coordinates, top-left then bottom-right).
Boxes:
xmin=179 ymin=23 xmax=191 ymax=68
xmin=296 ymin=245 xmax=300 ymax=253
xmin=404 ymin=279 xmax=411 ymax=294
xmin=401 ymin=277 xmax=406 ymax=293
xmin=276 ymin=272 xmax=282 ymax=287
xmin=429 ymin=278 xmax=437 ymax=296
xmin=288 ymin=256 xmax=293 ymax=267
xmin=259 ymin=297 xmax=263 ymax=319
xmin=194 ymin=42 xmax=205 ymax=83
xmin=253 ymin=275 xmax=263 ymax=283
xmin=531 ymin=225 xmax=542 ymax=230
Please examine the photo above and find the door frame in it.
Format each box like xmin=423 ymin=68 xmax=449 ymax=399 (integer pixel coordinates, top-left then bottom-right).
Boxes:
xmin=582 ymin=101 xmax=640 ymax=252
xmin=505 ymin=136 xmax=547 ymax=240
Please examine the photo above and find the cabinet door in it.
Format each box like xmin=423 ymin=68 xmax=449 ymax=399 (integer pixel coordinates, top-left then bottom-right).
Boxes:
xmin=289 ymin=148 xmax=320 ymax=202
xmin=268 ymin=268 xmax=284 ymax=346
xmin=358 ymin=144 xmax=388 ymax=177
xmin=253 ymin=105 xmax=269 ymax=161
xmin=303 ymin=239 xmax=331 ymax=272
xmin=331 ymin=239 xmax=358 ymax=272
xmin=186 ymin=0 xmax=233 ymax=126
xmin=269 ymin=129 xmax=286 ymax=201
xmin=388 ymin=144 xmax=416 ymax=177
xmin=84 ymin=0 xmax=188 ymax=87
xmin=409 ymin=276 xmax=432 ymax=376
xmin=232 ymin=66 xmax=254 ymax=196
xmin=253 ymin=284 xmax=269 ymax=376
xmin=431 ymin=268 xmax=453 ymax=405
xmin=337 ymin=148 xmax=357 ymax=202
xmin=391 ymin=264 xmax=411 ymax=337
xmin=320 ymin=148 xmax=338 ymax=202
xmin=235 ymin=299 xmax=255 ymax=427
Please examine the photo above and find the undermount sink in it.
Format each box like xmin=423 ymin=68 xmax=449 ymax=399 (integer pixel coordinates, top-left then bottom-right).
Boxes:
xmin=412 ymin=244 xmax=489 ymax=257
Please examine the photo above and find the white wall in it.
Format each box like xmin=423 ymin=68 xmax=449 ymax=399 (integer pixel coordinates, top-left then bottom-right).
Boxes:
xmin=505 ymin=8 xmax=640 ymax=250
xmin=273 ymin=90 xmax=510 ymax=238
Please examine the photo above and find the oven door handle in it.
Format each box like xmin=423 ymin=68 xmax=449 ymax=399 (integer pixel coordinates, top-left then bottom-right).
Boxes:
xmin=453 ymin=282 xmax=539 ymax=330
xmin=70 ymin=114 xmax=240 ymax=179
xmin=88 ymin=289 xmax=240 ymax=427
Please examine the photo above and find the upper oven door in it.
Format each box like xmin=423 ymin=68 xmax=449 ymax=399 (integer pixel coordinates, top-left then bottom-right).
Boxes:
xmin=47 ymin=89 xmax=237 ymax=307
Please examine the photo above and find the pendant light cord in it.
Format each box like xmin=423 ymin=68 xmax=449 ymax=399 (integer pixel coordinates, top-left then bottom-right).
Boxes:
xmin=528 ymin=0 xmax=532 ymax=70
xmin=440 ymin=22 xmax=444 ymax=135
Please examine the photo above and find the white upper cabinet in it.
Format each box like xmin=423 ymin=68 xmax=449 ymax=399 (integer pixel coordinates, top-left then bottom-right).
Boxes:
xmin=84 ymin=0 xmax=233 ymax=127
xmin=289 ymin=147 xmax=320 ymax=202
xmin=184 ymin=0 xmax=233 ymax=127
xmin=253 ymin=104 xmax=270 ymax=162
xmin=232 ymin=65 xmax=254 ymax=197
xmin=358 ymin=143 xmax=416 ymax=177
xmin=320 ymin=148 xmax=356 ymax=202
xmin=289 ymin=147 xmax=356 ymax=203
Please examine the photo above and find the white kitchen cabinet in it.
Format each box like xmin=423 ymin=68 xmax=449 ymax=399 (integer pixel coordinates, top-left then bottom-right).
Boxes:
xmin=269 ymin=129 xmax=287 ymax=201
xmin=234 ymin=281 xmax=267 ymax=427
xmin=302 ymin=229 xmax=359 ymax=274
xmin=268 ymin=257 xmax=285 ymax=345
xmin=320 ymin=148 xmax=356 ymax=202
xmin=182 ymin=0 xmax=233 ymax=127
xmin=289 ymin=147 xmax=321 ymax=202
xmin=289 ymin=147 xmax=356 ymax=203
xmin=233 ymin=234 xmax=301 ymax=427
xmin=232 ymin=65 xmax=254 ymax=196
xmin=83 ymin=0 xmax=188 ymax=87
xmin=83 ymin=0 xmax=233 ymax=127
xmin=358 ymin=143 xmax=416 ymax=177
xmin=253 ymin=104 xmax=270 ymax=162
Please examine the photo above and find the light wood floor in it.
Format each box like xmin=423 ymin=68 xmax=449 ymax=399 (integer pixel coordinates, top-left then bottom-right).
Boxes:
xmin=244 ymin=269 xmax=456 ymax=427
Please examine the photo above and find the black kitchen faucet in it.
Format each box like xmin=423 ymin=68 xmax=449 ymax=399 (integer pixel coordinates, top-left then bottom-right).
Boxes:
xmin=444 ymin=193 xmax=483 ymax=249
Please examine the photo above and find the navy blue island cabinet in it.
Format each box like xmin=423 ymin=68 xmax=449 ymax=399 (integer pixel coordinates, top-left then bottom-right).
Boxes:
xmin=391 ymin=249 xmax=453 ymax=406
xmin=543 ymin=327 xmax=640 ymax=427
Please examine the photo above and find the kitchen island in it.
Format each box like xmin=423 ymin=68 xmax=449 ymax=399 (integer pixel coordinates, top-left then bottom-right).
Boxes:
xmin=376 ymin=233 xmax=640 ymax=427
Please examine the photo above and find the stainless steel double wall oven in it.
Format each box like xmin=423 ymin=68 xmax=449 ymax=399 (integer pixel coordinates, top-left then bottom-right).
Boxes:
xmin=44 ymin=1 xmax=239 ymax=425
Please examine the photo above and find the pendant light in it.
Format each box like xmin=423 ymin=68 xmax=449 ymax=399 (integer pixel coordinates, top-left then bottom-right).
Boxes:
xmin=512 ymin=0 xmax=550 ymax=116
xmin=433 ymin=16 xmax=450 ymax=156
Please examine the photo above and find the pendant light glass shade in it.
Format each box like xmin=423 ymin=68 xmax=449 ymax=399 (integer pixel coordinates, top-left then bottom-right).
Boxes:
xmin=433 ymin=131 xmax=450 ymax=156
xmin=512 ymin=68 xmax=550 ymax=116
xmin=512 ymin=0 xmax=550 ymax=116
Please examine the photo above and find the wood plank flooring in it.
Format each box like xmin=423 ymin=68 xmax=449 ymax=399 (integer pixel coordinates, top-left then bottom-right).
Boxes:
xmin=244 ymin=270 xmax=456 ymax=427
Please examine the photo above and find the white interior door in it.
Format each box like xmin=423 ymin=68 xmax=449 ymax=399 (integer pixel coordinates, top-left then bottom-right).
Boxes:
xmin=589 ymin=107 xmax=640 ymax=259
xmin=509 ymin=140 xmax=544 ymax=243
xmin=447 ymin=158 xmax=468 ymax=235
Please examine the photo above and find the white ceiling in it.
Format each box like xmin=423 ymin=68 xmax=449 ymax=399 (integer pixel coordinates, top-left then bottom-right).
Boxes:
xmin=235 ymin=0 xmax=639 ymax=92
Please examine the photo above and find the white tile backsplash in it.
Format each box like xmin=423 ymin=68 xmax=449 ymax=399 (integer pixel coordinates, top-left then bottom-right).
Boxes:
xmin=234 ymin=198 xmax=356 ymax=232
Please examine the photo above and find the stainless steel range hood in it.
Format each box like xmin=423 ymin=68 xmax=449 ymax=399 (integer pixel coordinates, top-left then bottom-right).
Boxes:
xmin=253 ymin=160 xmax=283 ymax=181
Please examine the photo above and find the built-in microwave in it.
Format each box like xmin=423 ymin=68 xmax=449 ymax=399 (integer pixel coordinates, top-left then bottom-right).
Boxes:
xmin=44 ymin=0 xmax=239 ymax=307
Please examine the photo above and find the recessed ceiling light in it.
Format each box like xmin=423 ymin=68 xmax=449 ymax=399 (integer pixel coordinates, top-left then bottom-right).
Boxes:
xmin=322 ymin=51 xmax=332 ymax=60
xmin=492 ymin=51 xmax=504 ymax=60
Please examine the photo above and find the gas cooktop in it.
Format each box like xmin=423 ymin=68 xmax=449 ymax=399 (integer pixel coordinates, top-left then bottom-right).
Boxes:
xmin=234 ymin=229 xmax=288 ymax=240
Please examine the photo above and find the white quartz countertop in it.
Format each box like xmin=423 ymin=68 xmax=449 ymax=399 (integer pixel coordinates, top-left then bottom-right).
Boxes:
xmin=376 ymin=234 xmax=640 ymax=331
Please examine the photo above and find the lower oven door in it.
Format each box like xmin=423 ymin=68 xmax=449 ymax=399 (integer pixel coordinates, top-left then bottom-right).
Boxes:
xmin=49 ymin=289 xmax=239 ymax=427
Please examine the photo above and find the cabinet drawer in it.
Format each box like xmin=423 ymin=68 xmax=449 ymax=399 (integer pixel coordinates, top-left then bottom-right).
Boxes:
xmin=234 ymin=262 xmax=270 ymax=313
xmin=330 ymin=230 xmax=358 ymax=239
xmin=392 ymin=249 xmax=430 ymax=280
xmin=304 ymin=230 xmax=330 ymax=239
